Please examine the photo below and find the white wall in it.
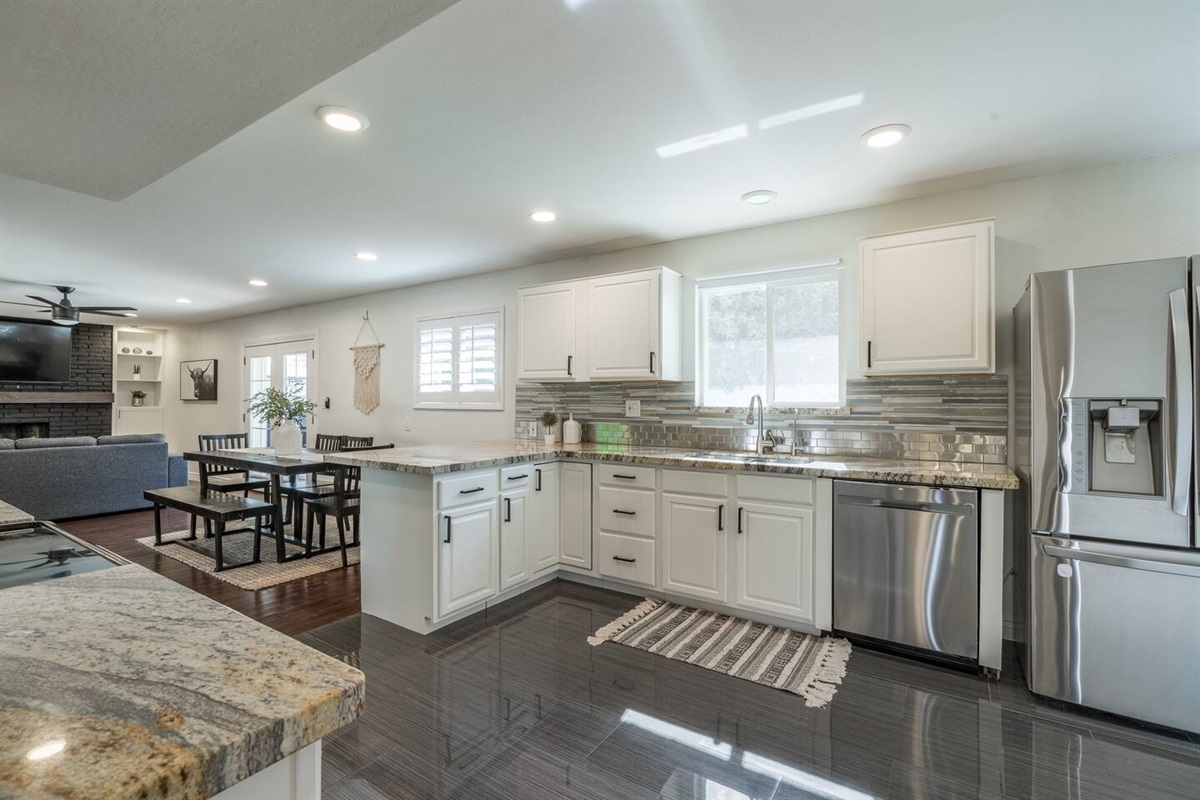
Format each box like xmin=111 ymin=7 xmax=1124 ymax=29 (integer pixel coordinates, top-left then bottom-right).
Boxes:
xmin=165 ymin=152 xmax=1200 ymax=453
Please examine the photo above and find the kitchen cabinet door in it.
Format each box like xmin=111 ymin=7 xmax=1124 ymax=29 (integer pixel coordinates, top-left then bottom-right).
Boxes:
xmin=588 ymin=271 xmax=660 ymax=380
xmin=662 ymin=493 xmax=728 ymax=602
xmin=734 ymin=500 xmax=814 ymax=623
xmin=559 ymin=462 xmax=593 ymax=569
xmin=518 ymin=283 xmax=578 ymax=380
xmin=861 ymin=218 xmax=994 ymax=375
xmin=499 ymin=490 xmax=529 ymax=591
xmin=114 ymin=407 xmax=164 ymax=435
xmin=439 ymin=500 xmax=499 ymax=617
xmin=528 ymin=463 xmax=561 ymax=573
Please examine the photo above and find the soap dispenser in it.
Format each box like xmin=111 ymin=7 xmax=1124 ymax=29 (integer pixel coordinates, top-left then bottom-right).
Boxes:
xmin=562 ymin=413 xmax=582 ymax=445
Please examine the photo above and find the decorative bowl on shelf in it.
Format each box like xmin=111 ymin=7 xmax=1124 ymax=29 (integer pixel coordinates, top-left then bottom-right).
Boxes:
xmin=132 ymin=347 xmax=142 ymax=354
xmin=121 ymin=347 xmax=131 ymax=354
xmin=146 ymin=350 xmax=153 ymax=355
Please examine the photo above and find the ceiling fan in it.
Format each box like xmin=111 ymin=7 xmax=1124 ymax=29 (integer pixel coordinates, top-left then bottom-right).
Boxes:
xmin=1 ymin=286 xmax=137 ymax=326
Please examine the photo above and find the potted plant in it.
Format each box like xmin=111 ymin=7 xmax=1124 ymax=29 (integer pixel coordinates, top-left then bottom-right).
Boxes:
xmin=539 ymin=410 xmax=560 ymax=446
xmin=130 ymin=389 xmax=147 ymax=408
xmin=248 ymin=385 xmax=317 ymax=455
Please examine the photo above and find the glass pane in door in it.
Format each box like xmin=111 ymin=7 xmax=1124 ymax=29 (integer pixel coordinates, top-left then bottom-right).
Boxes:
xmin=283 ymin=350 xmax=310 ymax=445
xmin=247 ymin=355 xmax=272 ymax=447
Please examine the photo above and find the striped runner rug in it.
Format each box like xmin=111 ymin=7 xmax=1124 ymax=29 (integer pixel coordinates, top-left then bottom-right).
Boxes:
xmin=588 ymin=597 xmax=851 ymax=707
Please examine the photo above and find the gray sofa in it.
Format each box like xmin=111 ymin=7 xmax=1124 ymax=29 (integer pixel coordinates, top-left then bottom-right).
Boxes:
xmin=0 ymin=434 xmax=188 ymax=520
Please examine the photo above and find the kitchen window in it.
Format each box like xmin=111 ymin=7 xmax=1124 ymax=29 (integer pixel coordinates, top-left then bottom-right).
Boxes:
xmin=415 ymin=308 xmax=504 ymax=410
xmin=697 ymin=265 xmax=842 ymax=407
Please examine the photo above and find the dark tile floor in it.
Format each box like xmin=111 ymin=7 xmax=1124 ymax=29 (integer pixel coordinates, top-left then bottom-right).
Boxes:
xmin=298 ymin=580 xmax=1200 ymax=800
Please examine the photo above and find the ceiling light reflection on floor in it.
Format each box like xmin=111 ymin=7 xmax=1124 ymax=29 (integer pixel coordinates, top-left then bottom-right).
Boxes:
xmin=656 ymin=124 xmax=749 ymax=159
xmin=619 ymin=709 xmax=732 ymax=760
xmin=758 ymin=93 xmax=864 ymax=130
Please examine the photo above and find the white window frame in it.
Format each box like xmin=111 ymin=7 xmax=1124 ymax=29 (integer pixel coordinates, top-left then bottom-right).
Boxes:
xmin=414 ymin=307 xmax=504 ymax=411
xmin=696 ymin=263 xmax=845 ymax=408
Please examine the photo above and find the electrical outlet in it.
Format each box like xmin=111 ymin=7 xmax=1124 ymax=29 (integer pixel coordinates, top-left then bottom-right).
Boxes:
xmin=527 ymin=421 xmax=539 ymax=437
xmin=625 ymin=399 xmax=641 ymax=418
xmin=402 ymin=417 xmax=412 ymax=432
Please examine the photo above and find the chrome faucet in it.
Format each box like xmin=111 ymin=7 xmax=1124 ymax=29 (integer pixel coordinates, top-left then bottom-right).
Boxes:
xmin=746 ymin=394 xmax=772 ymax=455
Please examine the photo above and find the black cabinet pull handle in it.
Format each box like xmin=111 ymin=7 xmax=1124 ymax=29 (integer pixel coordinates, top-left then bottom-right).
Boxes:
xmin=506 ymin=474 xmax=529 ymax=481
xmin=612 ymin=555 xmax=636 ymax=563
xmin=504 ymin=497 xmax=512 ymax=522
xmin=613 ymin=509 xmax=636 ymax=516
xmin=567 ymin=355 xmax=573 ymax=376
xmin=718 ymin=504 xmax=725 ymax=531
xmin=650 ymin=351 xmax=656 ymax=374
xmin=444 ymin=516 xmax=452 ymax=543
xmin=737 ymin=507 xmax=745 ymax=534
xmin=612 ymin=473 xmax=637 ymax=480
xmin=867 ymin=340 xmax=872 ymax=369
xmin=459 ymin=486 xmax=485 ymax=494
xmin=535 ymin=468 xmax=542 ymax=491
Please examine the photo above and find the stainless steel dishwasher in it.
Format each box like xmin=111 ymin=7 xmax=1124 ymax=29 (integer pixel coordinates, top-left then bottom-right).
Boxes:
xmin=833 ymin=481 xmax=980 ymax=661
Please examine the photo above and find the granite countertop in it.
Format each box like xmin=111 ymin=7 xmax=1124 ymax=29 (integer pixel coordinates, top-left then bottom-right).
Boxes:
xmin=0 ymin=499 xmax=34 ymax=528
xmin=326 ymin=441 xmax=1018 ymax=490
xmin=0 ymin=565 xmax=365 ymax=800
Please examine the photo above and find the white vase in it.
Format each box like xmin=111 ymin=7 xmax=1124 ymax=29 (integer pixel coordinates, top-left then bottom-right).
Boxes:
xmin=274 ymin=420 xmax=302 ymax=455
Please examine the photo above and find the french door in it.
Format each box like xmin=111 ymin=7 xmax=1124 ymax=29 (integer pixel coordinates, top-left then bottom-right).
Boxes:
xmin=244 ymin=338 xmax=318 ymax=447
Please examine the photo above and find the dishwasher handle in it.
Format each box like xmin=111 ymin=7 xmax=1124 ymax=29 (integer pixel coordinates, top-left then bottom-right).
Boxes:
xmin=836 ymin=494 xmax=975 ymax=516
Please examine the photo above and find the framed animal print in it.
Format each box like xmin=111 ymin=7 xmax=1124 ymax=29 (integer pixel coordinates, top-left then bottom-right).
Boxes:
xmin=181 ymin=359 xmax=218 ymax=401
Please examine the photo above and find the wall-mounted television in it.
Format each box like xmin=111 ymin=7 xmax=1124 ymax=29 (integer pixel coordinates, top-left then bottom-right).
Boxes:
xmin=0 ymin=319 xmax=73 ymax=383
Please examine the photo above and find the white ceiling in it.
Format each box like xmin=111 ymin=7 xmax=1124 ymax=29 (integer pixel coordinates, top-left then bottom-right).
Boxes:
xmin=1 ymin=0 xmax=1197 ymax=325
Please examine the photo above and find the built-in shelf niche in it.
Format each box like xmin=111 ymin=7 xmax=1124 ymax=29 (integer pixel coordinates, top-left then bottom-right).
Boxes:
xmin=113 ymin=326 xmax=166 ymax=435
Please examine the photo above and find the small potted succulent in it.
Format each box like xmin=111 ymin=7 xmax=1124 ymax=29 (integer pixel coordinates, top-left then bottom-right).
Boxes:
xmin=130 ymin=389 xmax=147 ymax=408
xmin=539 ymin=410 xmax=560 ymax=446
xmin=248 ymin=385 xmax=317 ymax=455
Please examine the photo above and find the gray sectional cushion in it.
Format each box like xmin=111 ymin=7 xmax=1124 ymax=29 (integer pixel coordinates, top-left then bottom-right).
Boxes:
xmin=97 ymin=434 xmax=168 ymax=445
xmin=15 ymin=436 xmax=97 ymax=449
xmin=0 ymin=439 xmax=13 ymax=450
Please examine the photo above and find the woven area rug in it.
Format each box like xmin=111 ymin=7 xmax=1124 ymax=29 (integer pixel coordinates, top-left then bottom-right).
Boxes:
xmin=135 ymin=528 xmax=358 ymax=591
xmin=588 ymin=597 xmax=851 ymax=707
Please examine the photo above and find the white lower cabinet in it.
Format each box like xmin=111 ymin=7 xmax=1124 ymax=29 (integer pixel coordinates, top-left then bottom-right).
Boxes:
xmin=596 ymin=531 xmax=656 ymax=586
xmin=438 ymin=500 xmax=499 ymax=618
xmin=559 ymin=462 xmax=593 ymax=569
xmin=734 ymin=500 xmax=815 ymax=623
xmin=499 ymin=489 xmax=529 ymax=591
xmin=661 ymin=492 xmax=728 ymax=602
xmin=528 ymin=463 xmax=561 ymax=573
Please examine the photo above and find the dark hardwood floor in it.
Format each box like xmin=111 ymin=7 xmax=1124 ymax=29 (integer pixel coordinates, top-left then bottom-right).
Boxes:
xmin=59 ymin=506 xmax=359 ymax=637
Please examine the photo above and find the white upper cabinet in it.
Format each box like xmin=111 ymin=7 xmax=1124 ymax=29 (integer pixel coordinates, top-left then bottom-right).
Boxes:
xmin=517 ymin=267 xmax=682 ymax=382
xmin=860 ymin=219 xmax=995 ymax=375
xmin=517 ymin=282 xmax=578 ymax=380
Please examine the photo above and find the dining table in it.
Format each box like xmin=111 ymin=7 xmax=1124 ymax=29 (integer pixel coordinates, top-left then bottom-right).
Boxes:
xmin=183 ymin=448 xmax=336 ymax=563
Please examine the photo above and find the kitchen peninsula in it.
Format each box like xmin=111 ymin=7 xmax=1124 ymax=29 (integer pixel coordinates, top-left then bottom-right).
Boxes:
xmin=327 ymin=442 xmax=1015 ymax=671
xmin=0 ymin=563 xmax=365 ymax=800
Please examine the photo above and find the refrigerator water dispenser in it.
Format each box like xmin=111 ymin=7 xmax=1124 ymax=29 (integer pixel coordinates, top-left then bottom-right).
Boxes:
xmin=1061 ymin=398 xmax=1161 ymax=497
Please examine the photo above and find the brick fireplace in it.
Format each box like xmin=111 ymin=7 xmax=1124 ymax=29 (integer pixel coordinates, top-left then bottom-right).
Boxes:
xmin=0 ymin=321 xmax=114 ymax=439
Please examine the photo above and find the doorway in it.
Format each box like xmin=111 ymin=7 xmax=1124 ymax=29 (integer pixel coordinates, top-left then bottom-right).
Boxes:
xmin=243 ymin=337 xmax=318 ymax=447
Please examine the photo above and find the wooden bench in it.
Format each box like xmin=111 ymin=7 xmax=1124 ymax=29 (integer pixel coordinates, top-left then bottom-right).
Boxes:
xmin=144 ymin=486 xmax=274 ymax=572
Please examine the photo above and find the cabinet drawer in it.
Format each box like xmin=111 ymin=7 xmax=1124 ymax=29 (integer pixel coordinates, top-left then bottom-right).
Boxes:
xmin=500 ymin=464 xmax=536 ymax=489
xmin=662 ymin=469 xmax=729 ymax=497
xmin=595 ymin=486 xmax=656 ymax=537
xmin=595 ymin=463 xmax=657 ymax=489
xmin=736 ymin=474 xmax=813 ymax=506
xmin=596 ymin=532 xmax=656 ymax=587
xmin=437 ymin=470 xmax=500 ymax=510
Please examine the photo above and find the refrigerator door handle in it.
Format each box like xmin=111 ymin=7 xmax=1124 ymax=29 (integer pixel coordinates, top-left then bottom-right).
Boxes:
xmin=1169 ymin=288 xmax=1192 ymax=518
xmin=1042 ymin=543 xmax=1200 ymax=578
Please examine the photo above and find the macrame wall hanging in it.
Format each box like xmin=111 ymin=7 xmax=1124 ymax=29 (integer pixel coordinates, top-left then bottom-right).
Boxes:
xmin=350 ymin=311 xmax=384 ymax=415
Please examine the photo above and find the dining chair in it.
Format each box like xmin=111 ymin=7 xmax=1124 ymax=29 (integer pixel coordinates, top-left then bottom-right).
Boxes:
xmin=341 ymin=435 xmax=375 ymax=449
xmin=304 ymin=465 xmax=361 ymax=567
xmin=313 ymin=433 xmax=344 ymax=452
xmin=195 ymin=433 xmax=273 ymax=539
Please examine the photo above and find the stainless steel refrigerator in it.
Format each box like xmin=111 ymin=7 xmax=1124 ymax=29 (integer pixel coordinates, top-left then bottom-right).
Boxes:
xmin=1014 ymin=257 xmax=1200 ymax=734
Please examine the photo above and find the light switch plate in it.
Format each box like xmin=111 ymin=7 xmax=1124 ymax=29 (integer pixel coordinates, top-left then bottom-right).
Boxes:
xmin=527 ymin=421 xmax=539 ymax=437
xmin=403 ymin=417 xmax=412 ymax=432
xmin=625 ymin=399 xmax=641 ymax=418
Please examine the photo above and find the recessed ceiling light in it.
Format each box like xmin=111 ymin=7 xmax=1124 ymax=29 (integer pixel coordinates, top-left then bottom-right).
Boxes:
xmin=530 ymin=210 xmax=557 ymax=223
xmin=122 ymin=312 xmax=138 ymax=317
xmin=317 ymin=106 xmax=369 ymax=133
xmin=741 ymin=190 xmax=777 ymax=206
xmin=862 ymin=123 xmax=911 ymax=148
xmin=355 ymin=251 xmax=379 ymax=262
xmin=248 ymin=279 xmax=268 ymax=287
xmin=175 ymin=297 xmax=192 ymax=304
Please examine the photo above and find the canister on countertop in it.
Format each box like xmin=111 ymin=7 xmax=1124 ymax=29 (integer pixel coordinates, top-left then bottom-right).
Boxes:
xmin=562 ymin=413 xmax=582 ymax=444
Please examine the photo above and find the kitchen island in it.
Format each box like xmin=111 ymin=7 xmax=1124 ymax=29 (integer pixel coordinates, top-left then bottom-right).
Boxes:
xmin=328 ymin=442 xmax=1014 ymax=671
xmin=0 ymin=564 xmax=365 ymax=800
